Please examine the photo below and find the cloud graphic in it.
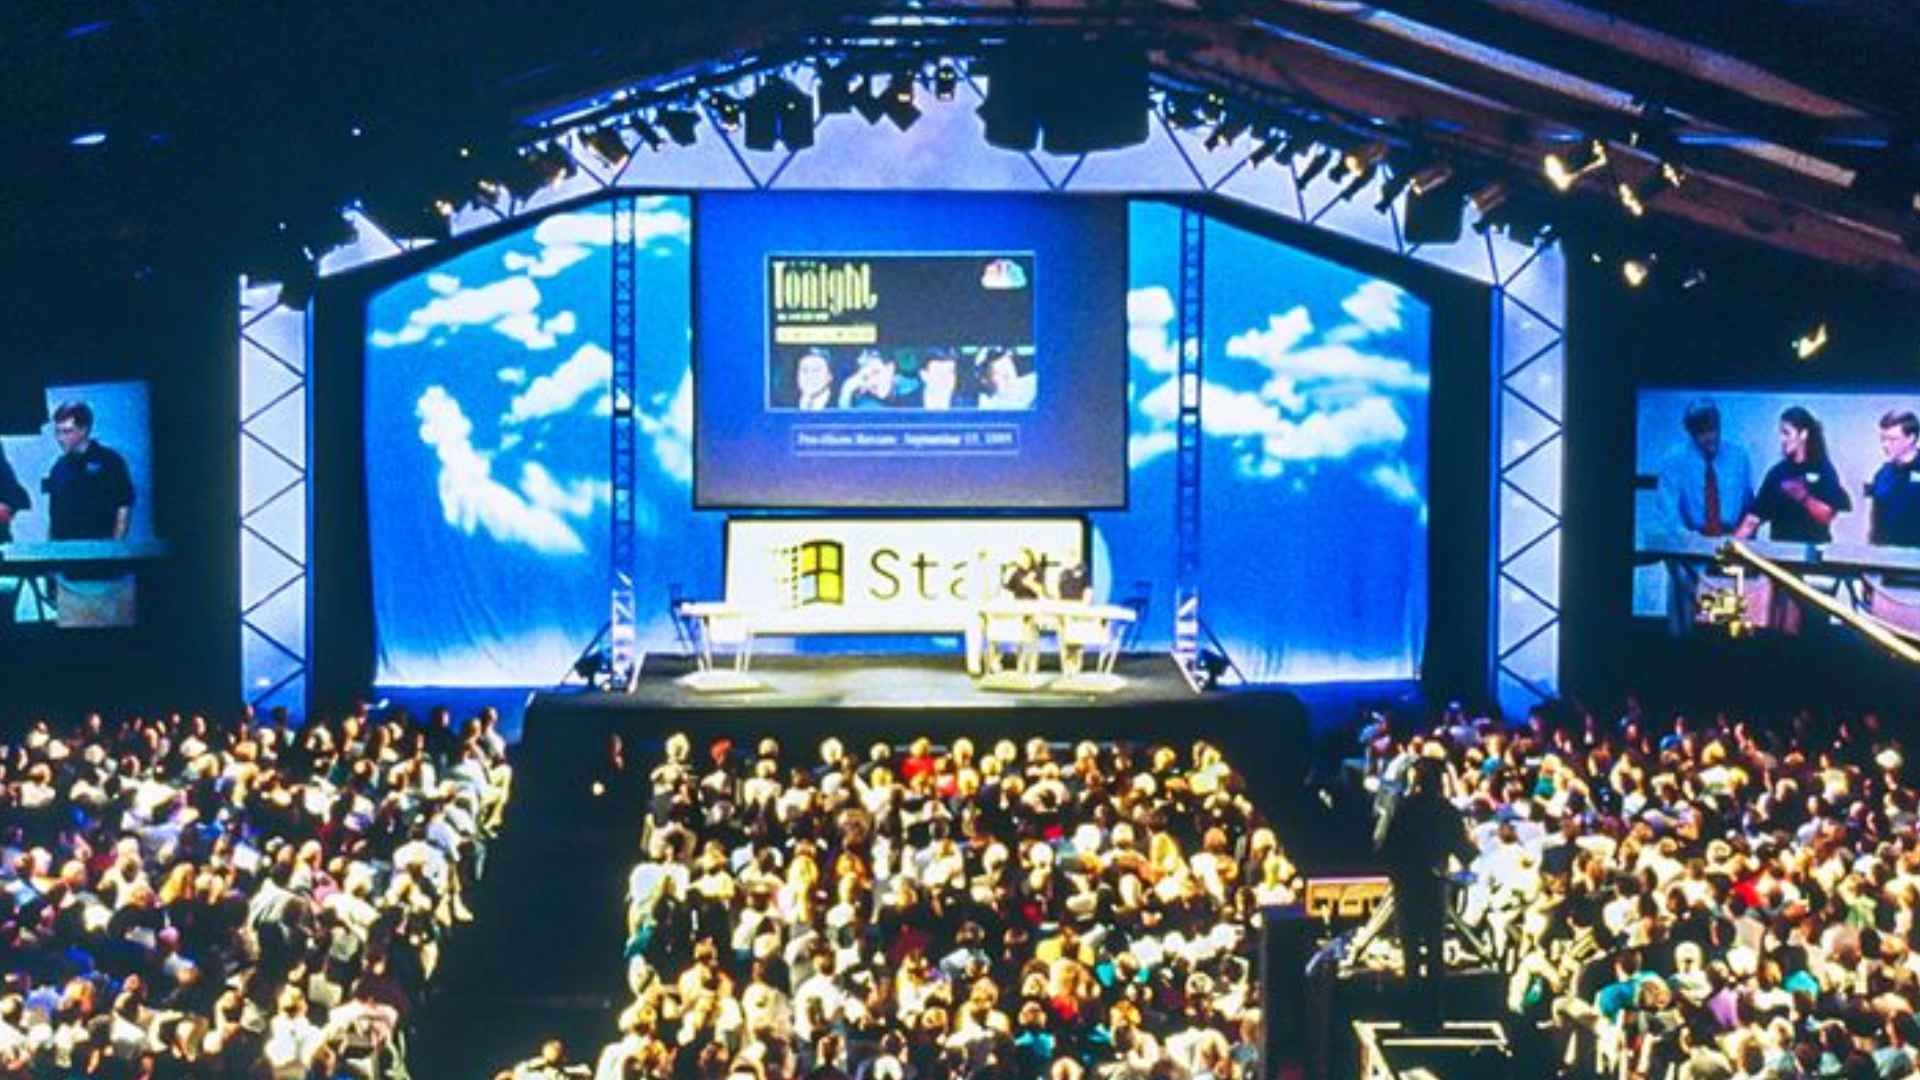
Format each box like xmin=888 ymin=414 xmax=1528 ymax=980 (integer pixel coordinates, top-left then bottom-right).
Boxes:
xmin=1222 ymin=308 xmax=1315 ymax=370
xmin=425 ymin=273 xmax=461 ymax=296
xmin=1339 ymin=281 xmax=1406 ymax=336
xmin=531 ymin=212 xmax=614 ymax=250
xmin=491 ymin=309 xmax=580 ymax=351
xmin=1127 ymin=287 xmax=1179 ymax=375
xmin=497 ymin=368 xmax=527 ymax=386
xmin=1258 ymin=397 xmax=1408 ymax=463
xmin=635 ymin=368 xmax=694 ymax=485
xmin=504 ymin=245 xmax=592 ymax=279
xmin=518 ymin=461 xmax=610 ymax=519
xmin=507 ymin=344 xmax=611 ymax=423
xmin=415 ymin=386 xmax=585 ymax=555
xmin=1368 ymin=461 xmax=1421 ymax=504
xmin=369 ymin=276 xmax=544 ymax=349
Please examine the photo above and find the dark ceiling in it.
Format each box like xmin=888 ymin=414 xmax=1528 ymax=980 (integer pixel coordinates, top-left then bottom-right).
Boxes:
xmin=6 ymin=1 xmax=1920 ymax=288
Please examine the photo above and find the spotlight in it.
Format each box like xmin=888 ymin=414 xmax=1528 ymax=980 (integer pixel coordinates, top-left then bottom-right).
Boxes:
xmin=935 ymin=61 xmax=959 ymax=101
xmin=1343 ymin=141 xmax=1387 ymax=177
xmin=1543 ymin=138 xmax=1608 ymax=193
xmin=1248 ymin=131 xmax=1284 ymax=167
xmin=1337 ymin=161 xmax=1377 ymax=202
xmin=1793 ymin=322 xmax=1829 ymax=360
xmin=745 ymin=81 xmax=783 ymax=151
xmin=1621 ymin=255 xmax=1654 ymax=287
xmin=881 ymin=71 xmax=920 ymax=130
xmin=526 ymin=143 xmax=577 ymax=188
xmin=1681 ymin=268 xmax=1709 ymax=290
xmin=1410 ymin=162 xmax=1454 ymax=196
xmin=583 ymin=126 xmax=632 ymax=169
xmin=1469 ymin=180 xmax=1508 ymax=214
xmin=658 ymin=107 xmax=699 ymax=146
xmin=818 ymin=63 xmax=859 ymax=115
xmin=1374 ymin=167 xmax=1415 ymax=212
xmin=1205 ymin=115 xmax=1249 ymax=151
xmin=630 ymin=116 xmax=664 ymax=152
xmin=1297 ymin=147 xmax=1332 ymax=185
xmin=710 ymin=93 xmax=744 ymax=130
xmin=1619 ymin=161 xmax=1684 ymax=218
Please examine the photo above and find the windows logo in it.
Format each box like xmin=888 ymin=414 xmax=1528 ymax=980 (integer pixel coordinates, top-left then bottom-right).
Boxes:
xmin=776 ymin=540 xmax=844 ymax=608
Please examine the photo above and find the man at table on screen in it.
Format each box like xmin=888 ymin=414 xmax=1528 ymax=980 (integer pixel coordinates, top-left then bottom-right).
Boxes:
xmin=44 ymin=401 xmax=134 ymax=542
xmin=1868 ymin=410 xmax=1920 ymax=548
xmin=1657 ymin=399 xmax=1752 ymax=537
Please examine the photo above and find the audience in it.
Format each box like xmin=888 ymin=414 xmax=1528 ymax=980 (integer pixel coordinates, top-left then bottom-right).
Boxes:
xmin=587 ymin=733 xmax=1294 ymax=1080
xmin=1366 ymin=703 xmax=1919 ymax=1079
xmin=0 ymin=701 xmax=512 ymax=1078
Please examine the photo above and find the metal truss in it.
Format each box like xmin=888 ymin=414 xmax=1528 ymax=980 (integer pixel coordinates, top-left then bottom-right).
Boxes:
xmin=1173 ymin=205 xmax=1206 ymax=689
xmin=609 ymin=195 xmax=640 ymax=689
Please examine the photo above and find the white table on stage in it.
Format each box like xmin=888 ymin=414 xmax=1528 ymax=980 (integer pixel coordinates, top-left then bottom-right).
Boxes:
xmin=675 ymin=601 xmax=767 ymax=693
xmin=976 ymin=599 xmax=1137 ymax=693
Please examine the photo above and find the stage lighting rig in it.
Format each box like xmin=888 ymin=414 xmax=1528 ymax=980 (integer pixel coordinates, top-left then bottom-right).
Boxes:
xmin=1621 ymin=253 xmax=1655 ymax=287
xmin=1543 ymin=138 xmax=1608 ymax=193
xmin=583 ymin=126 xmax=632 ymax=169
xmin=658 ymin=107 xmax=699 ymax=146
xmin=880 ymin=71 xmax=920 ymax=131
xmin=1205 ymin=115 xmax=1250 ymax=151
xmin=1793 ymin=322 xmax=1829 ymax=360
xmin=1618 ymin=161 xmax=1686 ymax=218
xmin=1373 ymin=166 xmax=1414 ymax=212
xmin=1248 ymin=130 xmax=1284 ymax=167
xmin=710 ymin=93 xmax=744 ymax=131
xmin=630 ymin=116 xmax=664 ymax=152
xmin=817 ymin=63 xmax=859 ymax=115
xmin=1297 ymin=147 xmax=1333 ymax=186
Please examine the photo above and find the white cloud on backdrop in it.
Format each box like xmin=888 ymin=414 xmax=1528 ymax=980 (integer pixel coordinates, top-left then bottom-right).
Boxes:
xmin=507 ymin=344 xmax=610 ymax=424
xmin=1125 ymin=279 xmax=1428 ymax=505
xmin=414 ymin=386 xmax=588 ymax=556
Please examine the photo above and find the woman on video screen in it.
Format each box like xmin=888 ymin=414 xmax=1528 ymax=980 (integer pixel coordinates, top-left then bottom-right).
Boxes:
xmin=1736 ymin=404 xmax=1851 ymax=544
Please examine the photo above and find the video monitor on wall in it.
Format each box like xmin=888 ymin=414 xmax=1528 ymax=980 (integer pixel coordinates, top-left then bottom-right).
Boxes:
xmin=0 ymin=380 xmax=165 ymax=631
xmin=1632 ymin=387 xmax=1920 ymax=633
xmin=694 ymin=192 xmax=1128 ymax=509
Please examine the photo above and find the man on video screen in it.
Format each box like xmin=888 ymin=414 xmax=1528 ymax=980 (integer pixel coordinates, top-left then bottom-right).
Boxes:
xmin=1869 ymin=410 xmax=1920 ymax=548
xmin=1657 ymin=399 xmax=1751 ymax=537
xmin=44 ymin=401 xmax=134 ymax=542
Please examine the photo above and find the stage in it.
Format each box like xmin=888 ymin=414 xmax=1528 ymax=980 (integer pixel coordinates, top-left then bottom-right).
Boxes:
xmin=598 ymin=651 xmax=1202 ymax=710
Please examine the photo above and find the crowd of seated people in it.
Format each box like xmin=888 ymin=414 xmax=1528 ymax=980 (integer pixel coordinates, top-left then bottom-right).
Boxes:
xmin=584 ymin=734 xmax=1298 ymax=1080
xmin=0 ymin=701 xmax=511 ymax=1078
xmin=1366 ymin=703 xmax=1920 ymax=1079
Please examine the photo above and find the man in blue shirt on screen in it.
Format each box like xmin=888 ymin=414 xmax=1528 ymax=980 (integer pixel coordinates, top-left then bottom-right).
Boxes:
xmin=1868 ymin=410 xmax=1920 ymax=548
xmin=1657 ymin=399 xmax=1752 ymax=537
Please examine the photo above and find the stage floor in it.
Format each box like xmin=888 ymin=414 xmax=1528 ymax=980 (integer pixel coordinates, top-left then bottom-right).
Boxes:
xmin=587 ymin=651 xmax=1203 ymax=710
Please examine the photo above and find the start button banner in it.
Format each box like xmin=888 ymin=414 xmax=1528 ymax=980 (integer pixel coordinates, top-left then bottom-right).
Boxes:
xmin=724 ymin=517 xmax=1085 ymax=631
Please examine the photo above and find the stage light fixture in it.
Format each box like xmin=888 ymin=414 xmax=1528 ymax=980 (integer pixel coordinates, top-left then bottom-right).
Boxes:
xmin=1410 ymin=162 xmax=1454 ymax=196
xmin=1248 ymin=131 xmax=1283 ymax=167
xmin=1681 ymin=268 xmax=1708 ymax=289
xmin=658 ymin=107 xmax=700 ymax=146
xmin=1621 ymin=254 xmax=1655 ymax=287
xmin=881 ymin=71 xmax=920 ymax=130
xmin=631 ymin=116 xmax=664 ymax=152
xmin=583 ymin=126 xmax=632 ymax=169
xmin=818 ymin=63 xmax=859 ymax=115
xmin=1337 ymin=161 xmax=1377 ymax=202
xmin=527 ymin=143 xmax=576 ymax=188
xmin=1469 ymin=180 xmax=1508 ymax=215
xmin=1297 ymin=147 xmax=1332 ymax=185
xmin=710 ymin=93 xmax=744 ymax=131
xmin=935 ymin=61 xmax=959 ymax=101
xmin=1205 ymin=116 xmax=1249 ymax=151
xmin=1374 ymin=167 xmax=1415 ymax=212
xmin=1793 ymin=322 xmax=1829 ymax=360
xmin=1344 ymin=141 xmax=1387 ymax=177
xmin=1544 ymin=138 xmax=1608 ymax=192
xmin=745 ymin=83 xmax=782 ymax=151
